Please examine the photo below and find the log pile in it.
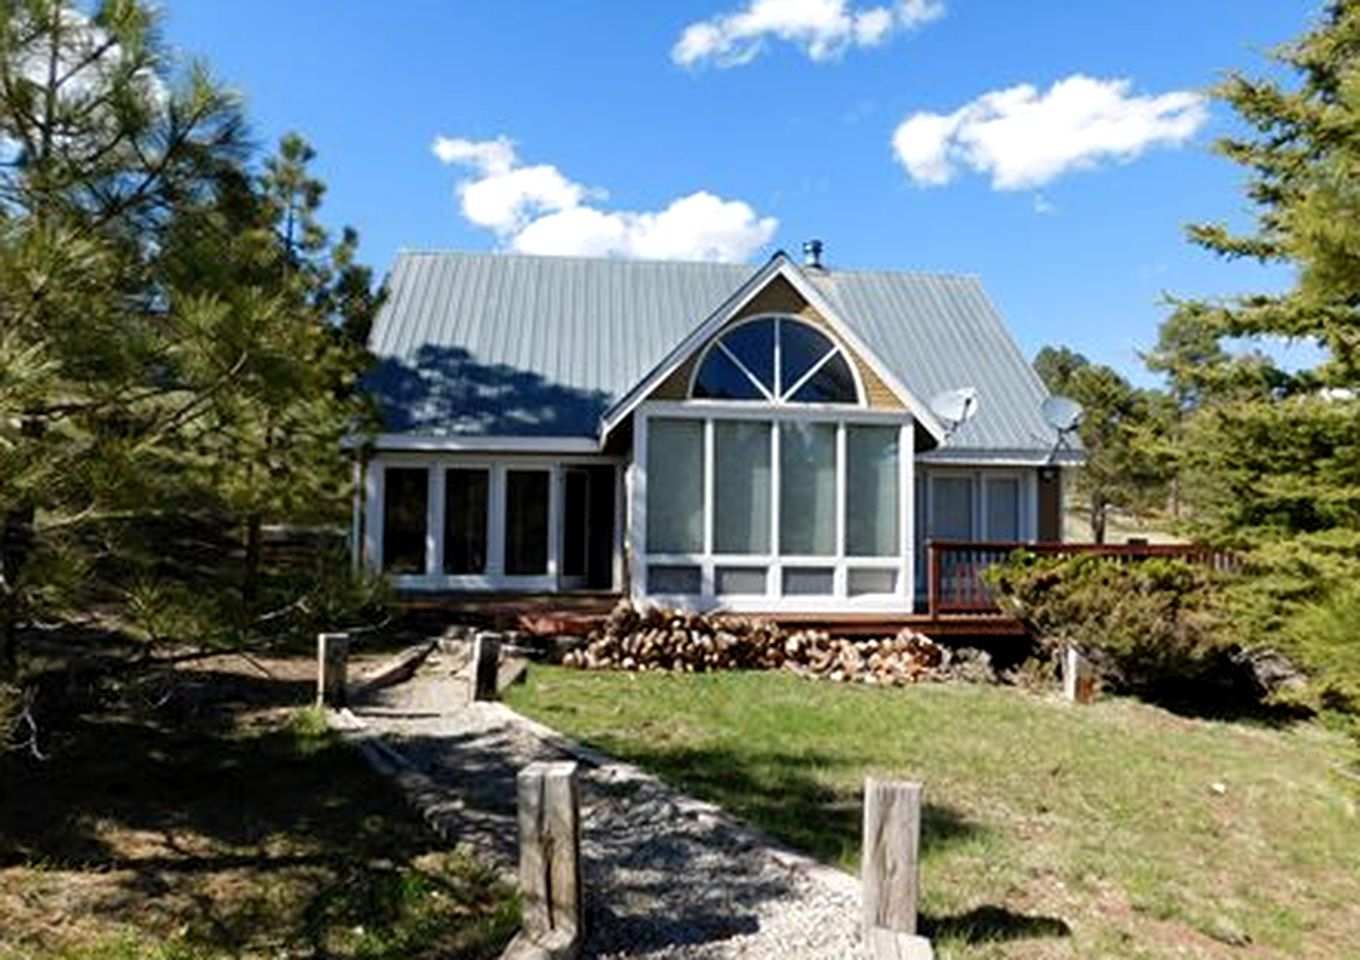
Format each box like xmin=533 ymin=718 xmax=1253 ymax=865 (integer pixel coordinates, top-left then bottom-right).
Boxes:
xmin=559 ymin=602 xmax=993 ymax=687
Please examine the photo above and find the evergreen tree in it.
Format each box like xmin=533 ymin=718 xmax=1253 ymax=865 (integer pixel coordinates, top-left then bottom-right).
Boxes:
xmin=0 ymin=0 xmax=247 ymax=667
xmin=1154 ymin=1 xmax=1360 ymax=704
xmin=1158 ymin=1 xmax=1360 ymax=554
xmin=1034 ymin=348 xmax=1173 ymax=542
xmin=0 ymin=1 xmax=379 ymax=669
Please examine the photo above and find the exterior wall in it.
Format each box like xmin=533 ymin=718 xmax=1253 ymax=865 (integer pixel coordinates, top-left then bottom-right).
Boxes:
xmin=1036 ymin=466 xmax=1064 ymax=542
xmin=362 ymin=450 xmax=623 ymax=593
xmin=649 ymin=276 xmax=905 ymax=410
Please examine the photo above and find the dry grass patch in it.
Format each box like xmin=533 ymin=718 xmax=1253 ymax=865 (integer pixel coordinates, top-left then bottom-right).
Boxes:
xmin=0 ymin=656 xmax=516 ymax=960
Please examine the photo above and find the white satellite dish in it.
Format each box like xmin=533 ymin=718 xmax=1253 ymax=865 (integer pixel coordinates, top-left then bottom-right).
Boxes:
xmin=929 ymin=387 xmax=979 ymax=436
xmin=1041 ymin=395 xmax=1084 ymax=461
xmin=1042 ymin=395 xmax=1084 ymax=434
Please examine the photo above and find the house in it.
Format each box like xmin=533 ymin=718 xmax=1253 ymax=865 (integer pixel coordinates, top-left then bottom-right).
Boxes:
xmin=354 ymin=242 xmax=1080 ymax=615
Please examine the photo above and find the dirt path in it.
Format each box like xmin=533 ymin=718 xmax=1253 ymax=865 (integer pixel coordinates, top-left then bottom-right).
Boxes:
xmin=347 ymin=648 xmax=862 ymax=959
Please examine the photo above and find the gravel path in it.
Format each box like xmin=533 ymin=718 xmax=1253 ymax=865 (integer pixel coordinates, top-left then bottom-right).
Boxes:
xmin=348 ymin=647 xmax=862 ymax=959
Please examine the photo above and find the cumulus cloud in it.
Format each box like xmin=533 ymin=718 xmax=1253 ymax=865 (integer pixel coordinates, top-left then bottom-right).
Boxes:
xmin=431 ymin=136 xmax=778 ymax=263
xmin=672 ymin=0 xmax=943 ymax=68
xmin=891 ymin=74 xmax=1209 ymax=190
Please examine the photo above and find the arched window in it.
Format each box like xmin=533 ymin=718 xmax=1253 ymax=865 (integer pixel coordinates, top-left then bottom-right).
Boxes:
xmin=690 ymin=316 xmax=861 ymax=405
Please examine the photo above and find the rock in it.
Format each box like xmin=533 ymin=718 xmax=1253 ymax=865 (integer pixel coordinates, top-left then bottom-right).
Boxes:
xmin=1207 ymin=916 xmax=1251 ymax=947
xmin=1228 ymin=646 xmax=1308 ymax=698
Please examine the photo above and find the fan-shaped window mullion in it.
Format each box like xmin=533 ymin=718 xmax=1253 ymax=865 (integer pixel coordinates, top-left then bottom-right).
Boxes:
xmin=717 ymin=341 xmax=774 ymax=401
xmin=779 ymin=344 xmax=839 ymax=402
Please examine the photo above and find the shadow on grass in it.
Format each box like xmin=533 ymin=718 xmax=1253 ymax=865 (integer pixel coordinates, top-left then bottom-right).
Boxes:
xmin=564 ymin=741 xmax=984 ymax=867
xmin=923 ymin=904 xmax=1072 ymax=944
xmin=0 ymin=665 xmax=516 ymax=960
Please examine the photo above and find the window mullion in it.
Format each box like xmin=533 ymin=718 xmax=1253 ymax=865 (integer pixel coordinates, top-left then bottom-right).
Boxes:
xmin=781 ymin=345 xmax=839 ymax=401
xmin=717 ymin=341 xmax=774 ymax=401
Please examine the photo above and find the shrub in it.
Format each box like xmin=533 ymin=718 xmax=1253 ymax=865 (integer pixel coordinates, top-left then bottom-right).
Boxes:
xmin=987 ymin=553 xmax=1231 ymax=698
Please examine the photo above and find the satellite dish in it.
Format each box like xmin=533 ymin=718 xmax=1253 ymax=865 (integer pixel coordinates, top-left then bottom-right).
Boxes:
xmin=1042 ymin=395 xmax=1084 ymax=434
xmin=929 ymin=387 xmax=979 ymax=437
xmin=1041 ymin=394 xmax=1084 ymax=461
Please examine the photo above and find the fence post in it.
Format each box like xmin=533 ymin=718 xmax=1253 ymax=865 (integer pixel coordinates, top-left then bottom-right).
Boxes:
xmin=514 ymin=761 xmax=582 ymax=955
xmin=1062 ymin=645 xmax=1096 ymax=704
xmin=472 ymin=632 xmax=501 ymax=702
xmin=317 ymin=632 xmax=350 ymax=708
xmin=863 ymin=778 xmax=933 ymax=959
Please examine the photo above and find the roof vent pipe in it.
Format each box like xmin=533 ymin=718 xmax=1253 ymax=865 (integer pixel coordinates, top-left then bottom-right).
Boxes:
xmin=802 ymin=238 xmax=824 ymax=269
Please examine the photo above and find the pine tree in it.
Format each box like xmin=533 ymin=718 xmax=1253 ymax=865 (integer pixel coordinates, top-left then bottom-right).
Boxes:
xmin=1154 ymin=1 xmax=1360 ymax=702
xmin=0 ymin=0 xmax=247 ymax=667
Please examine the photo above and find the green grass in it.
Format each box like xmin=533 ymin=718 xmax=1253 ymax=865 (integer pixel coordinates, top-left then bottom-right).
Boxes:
xmin=507 ymin=667 xmax=1360 ymax=960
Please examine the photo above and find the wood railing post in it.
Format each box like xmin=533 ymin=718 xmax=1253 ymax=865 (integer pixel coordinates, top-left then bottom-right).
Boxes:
xmin=317 ymin=632 xmax=350 ymax=708
xmin=1063 ymin=644 xmax=1096 ymax=704
xmin=513 ymin=761 xmax=582 ymax=956
xmin=926 ymin=541 xmax=939 ymax=618
xmin=863 ymin=778 xmax=933 ymax=959
xmin=472 ymin=631 xmax=501 ymax=702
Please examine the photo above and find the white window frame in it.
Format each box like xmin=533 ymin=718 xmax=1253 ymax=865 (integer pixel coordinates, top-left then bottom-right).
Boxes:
xmin=914 ymin=467 xmax=1038 ymax=601
xmin=921 ymin=468 xmax=1037 ymax=543
xmin=632 ymin=400 xmax=914 ymax=613
xmin=365 ymin=453 xmax=621 ymax=592
xmin=687 ymin=314 xmax=868 ymax=408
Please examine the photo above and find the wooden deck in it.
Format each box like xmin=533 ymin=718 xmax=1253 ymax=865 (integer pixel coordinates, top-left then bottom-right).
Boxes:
xmin=393 ymin=591 xmax=1025 ymax=640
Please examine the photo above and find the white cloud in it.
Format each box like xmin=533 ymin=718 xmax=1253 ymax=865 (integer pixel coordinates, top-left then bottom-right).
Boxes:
xmin=432 ymin=136 xmax=778 ymax=263
xmin=672 ymin=0 xmax=943 ymax=68
xmin=891 ymin=74 xmax=1209 ymax=190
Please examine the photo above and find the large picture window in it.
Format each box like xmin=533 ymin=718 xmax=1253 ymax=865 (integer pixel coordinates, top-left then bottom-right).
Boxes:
xmin=779 ymin=421 xmax=836 ymax=555
xmin=846 ymin=426 xmax=899 ymax=556
xmin=646 ymin=418 xmax=704 ymax=552
xmin=443 ymin=468 xmax=488 ymax=574
xmin=641 ymin=408 xmax=910 ymax=607
xmin=714 ymin=420 xmax=771 ymax=554
xmin=505 ymin=470 xmax=549 ymax=575
xmin=383 ymin=467 xmax=428 ymax=574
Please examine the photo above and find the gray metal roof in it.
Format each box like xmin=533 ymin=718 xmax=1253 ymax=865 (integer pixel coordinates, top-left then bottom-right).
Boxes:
xmin=366 ymin=250 xmax=1061 ymax=454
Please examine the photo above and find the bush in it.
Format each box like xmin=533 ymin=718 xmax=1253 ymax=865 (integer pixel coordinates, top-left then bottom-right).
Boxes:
xmin=987 ymin=553 xmax=1232 ymax=698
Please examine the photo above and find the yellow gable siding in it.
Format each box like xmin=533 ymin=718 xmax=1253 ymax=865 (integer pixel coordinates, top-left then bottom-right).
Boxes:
xmin=647 ymin=276 xmax=905 ymax=409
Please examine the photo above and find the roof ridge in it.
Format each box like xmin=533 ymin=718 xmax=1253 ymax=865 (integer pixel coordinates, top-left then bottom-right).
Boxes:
xmin=393 ymin=248 xmax=757 ymax=269
xmin=393 ymin=248 xmax=982 ymax=281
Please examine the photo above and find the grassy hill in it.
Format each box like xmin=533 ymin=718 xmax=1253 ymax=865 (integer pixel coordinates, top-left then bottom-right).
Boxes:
xmin=508 ymin=668 xmax=1360 ymax=960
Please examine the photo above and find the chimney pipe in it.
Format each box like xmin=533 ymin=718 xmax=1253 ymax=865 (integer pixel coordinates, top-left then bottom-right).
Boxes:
xmin=803 ymin=238 xmax=824 ymax=269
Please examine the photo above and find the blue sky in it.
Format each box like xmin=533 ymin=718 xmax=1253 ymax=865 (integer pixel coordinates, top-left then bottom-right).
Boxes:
xmin=163 ymin=1 xmax=1319 ymax=385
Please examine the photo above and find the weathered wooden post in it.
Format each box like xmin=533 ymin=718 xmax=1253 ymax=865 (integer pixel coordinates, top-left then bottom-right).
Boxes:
xmin=1062 ymin=645 xmax=1096 ymax=704
xmin=862 ymin=778 xmax=933 ymax=960
xmin=472 ymin=631 xmax=501 ymax=702
xmin=316 ymin=632 xmax=350 ymax=707
xmin=506 ymin=761 xmax=582 ymax=959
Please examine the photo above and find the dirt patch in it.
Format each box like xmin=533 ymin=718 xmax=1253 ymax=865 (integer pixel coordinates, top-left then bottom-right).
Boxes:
xmin=0 ymin=654 xmax=516 ymax=960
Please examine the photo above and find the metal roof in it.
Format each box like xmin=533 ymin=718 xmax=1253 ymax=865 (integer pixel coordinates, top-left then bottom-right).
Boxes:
xmin=365 ymin=250 xmax=1062 ymax=454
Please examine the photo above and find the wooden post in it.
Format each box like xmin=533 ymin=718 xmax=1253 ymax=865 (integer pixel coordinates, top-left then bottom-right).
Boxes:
xmin=515 ymin=761 xmax=582 ymax=955
xmin=926 ymin=540 xmax=938 ymax=617
xmin=317 ymin=632 xmax=350 ymax=707
xmin=863 ymin=778 xmax=933 ymax=959
xmin=1063 ymin=645 xmax=1096 ymax=704
xmin=472 ymin=632 xmax=501 ymax=702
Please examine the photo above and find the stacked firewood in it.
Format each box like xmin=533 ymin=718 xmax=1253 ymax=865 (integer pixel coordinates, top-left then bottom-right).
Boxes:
xmin=559 ymin=602 xmax=983 ymax=687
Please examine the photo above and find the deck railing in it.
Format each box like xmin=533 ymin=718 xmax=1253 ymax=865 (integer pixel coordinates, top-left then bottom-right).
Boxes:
xmin=926 ymin=540 xmax=1239 ymax=617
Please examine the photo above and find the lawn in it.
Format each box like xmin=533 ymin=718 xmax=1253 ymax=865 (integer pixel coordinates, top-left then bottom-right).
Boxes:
xmin=0 ymin=655 xmax=517 ymax=960
xmin=506 ymin=667 xmax=1360 ymax=960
